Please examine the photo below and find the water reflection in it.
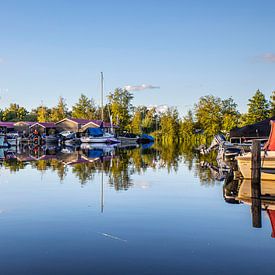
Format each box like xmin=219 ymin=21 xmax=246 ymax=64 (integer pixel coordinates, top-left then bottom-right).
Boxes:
xmin=2 ymin=142 xmax=275 ymax=239
xmin=2 ymin=142 xmax=275 ymax=274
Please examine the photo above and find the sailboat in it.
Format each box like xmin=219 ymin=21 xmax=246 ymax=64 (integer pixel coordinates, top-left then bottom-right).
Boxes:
xmin=236 ymin=120 xmax=275 ymax=180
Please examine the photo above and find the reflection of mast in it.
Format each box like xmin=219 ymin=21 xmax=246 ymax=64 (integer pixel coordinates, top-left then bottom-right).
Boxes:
xmin=101 ymin=163 xmax=104 ymax=213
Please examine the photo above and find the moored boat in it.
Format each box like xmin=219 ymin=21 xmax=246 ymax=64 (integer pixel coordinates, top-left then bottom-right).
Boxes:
xmin=237 ymin=120 xmax=275 ymax=180
xmin=80 ymin=128 xmax=119 ymax=144
xmin=118 ymin=133 xmax=139 ymax=143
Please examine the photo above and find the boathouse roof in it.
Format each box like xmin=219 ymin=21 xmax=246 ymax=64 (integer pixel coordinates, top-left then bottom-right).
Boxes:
xmin=230 ymin=116 xmax=275 ymax=139
xmin=29 ymin=122 xmax=56 ymax=128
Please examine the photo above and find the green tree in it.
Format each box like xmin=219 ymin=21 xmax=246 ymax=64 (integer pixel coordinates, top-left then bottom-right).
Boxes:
xmin=180 ymin=110 xmax=195 ymax=139
xmin=36 ymin=105 xmax=51 ymax=122
xmin=194 ymin=95 xmax=222 ymax=137
xmin=2 ymin=103 xmax=28 ymax=121
xmin=131 ymin=108 xmax=142 ymax=134
xmin=50 ymin=97 xmax=68 ymax=122
xmin=142 ymin=107 xmax=158 ymax=133
xmin=270 ymin=91 xmax=275 ymax=116
xmin=221 ymin=97 xmax=240 ymax=132
xmin=108 ymin=88 xmax=134 ymax=130
xmin=243 ymin=89 xmax=270 ymax=125
xmin=159 ymin=107 xmax=180 ymax=142
xmin=72 ymin=94 xmax=97 ymax=120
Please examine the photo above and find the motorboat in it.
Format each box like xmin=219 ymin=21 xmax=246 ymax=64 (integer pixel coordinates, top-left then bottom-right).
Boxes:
xmin=237 ymin=120 xmax=275 ymax=180
xmin=118 ymin=133 xmax=139 ymax=143
xmin=59 ymin=131 xmax=80 ymax=145
xmin=80 ymin=128 xmax=119 ymax=144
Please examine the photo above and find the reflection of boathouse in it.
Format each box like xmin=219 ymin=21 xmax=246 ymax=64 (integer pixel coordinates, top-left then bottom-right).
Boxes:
xmin=0 ymin=122 xmax=15 ymax=133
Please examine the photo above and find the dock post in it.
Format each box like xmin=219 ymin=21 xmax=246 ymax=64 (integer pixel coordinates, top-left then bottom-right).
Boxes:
xmin=251 ymin=140 xmax=262 ymax=228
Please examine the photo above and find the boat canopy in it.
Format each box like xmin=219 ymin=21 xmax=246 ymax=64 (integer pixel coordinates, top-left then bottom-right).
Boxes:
xmin=87 ymin=149 xmax=103 ymax=158
xmin=87 ymin=127 xmax=104 ymax=137
xmin=264 ymin=120 xmax=275 ymax=151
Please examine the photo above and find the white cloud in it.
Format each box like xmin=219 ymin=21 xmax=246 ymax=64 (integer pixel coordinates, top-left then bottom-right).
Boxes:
xmin=148 ymin=104 xmax=169 ymax=114
xmin=124 ymin=84 xmax=160 ymax=91
xmin=259 ymin=53 xmax=275 ymax=63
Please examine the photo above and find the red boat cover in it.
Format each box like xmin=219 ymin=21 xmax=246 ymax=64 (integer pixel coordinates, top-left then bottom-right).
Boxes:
xmin=267 ymin=210 xmax=275 ymax=238
xmin=264 ymin=120 xmax=275 ymax=151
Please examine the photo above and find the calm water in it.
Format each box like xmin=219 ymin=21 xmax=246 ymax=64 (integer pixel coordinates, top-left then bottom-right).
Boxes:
xmin=0 ymin=143 xmax=275 ymax=275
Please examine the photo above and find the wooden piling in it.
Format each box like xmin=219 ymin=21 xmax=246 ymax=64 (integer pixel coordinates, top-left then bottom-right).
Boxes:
xmin=251 ymin=140 xmax=262 ymax=228
xmin=251 ymin=140 xmax=261 ymax=197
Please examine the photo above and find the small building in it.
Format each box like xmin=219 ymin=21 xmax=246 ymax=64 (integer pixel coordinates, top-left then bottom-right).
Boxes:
xmin=0 ymin=122 xmax=15 ymax=133
xmin=230 ymin=116 xmax=275 ymax=143
xmin=56 ymin=118 xmax=118 ymax=134
xmin=29 ymin=122 xmax=56 ymax=135
xmin=55 ymin=118 xmax=94 ymax=133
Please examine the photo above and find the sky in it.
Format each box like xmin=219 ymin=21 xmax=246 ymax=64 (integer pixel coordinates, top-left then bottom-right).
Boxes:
xmin=0 ymin=0 xmax=275 ymax=115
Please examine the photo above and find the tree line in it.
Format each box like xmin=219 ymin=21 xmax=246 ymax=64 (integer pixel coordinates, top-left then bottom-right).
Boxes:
xmin=0 ymin=89 xmax=274 ymax=142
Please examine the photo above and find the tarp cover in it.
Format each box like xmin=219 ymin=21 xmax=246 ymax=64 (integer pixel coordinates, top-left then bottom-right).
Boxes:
xmin=87 ymin=149 xmax=103 ymax=158
xmin=87 ymin=127 xmax=104 ymax=137
xmin=264 ymin=121 xmax=275 ymax=151
xmin=230 ymin=116 xmax=275 ymax=138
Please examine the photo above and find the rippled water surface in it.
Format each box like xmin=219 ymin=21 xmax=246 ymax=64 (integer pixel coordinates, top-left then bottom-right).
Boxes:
xmin=0 ymin=143 xmax=275 ymax=275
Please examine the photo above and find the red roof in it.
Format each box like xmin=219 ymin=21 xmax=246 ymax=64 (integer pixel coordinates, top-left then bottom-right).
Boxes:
xmin=0 ymin=122 xmax=15 ymax=128
xmin=67 ymin=118 xmax=94 ymax=125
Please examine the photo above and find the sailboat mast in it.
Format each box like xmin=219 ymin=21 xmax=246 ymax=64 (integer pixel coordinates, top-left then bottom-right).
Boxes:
xmin=101 ymin=72 xmax=104 ymax=122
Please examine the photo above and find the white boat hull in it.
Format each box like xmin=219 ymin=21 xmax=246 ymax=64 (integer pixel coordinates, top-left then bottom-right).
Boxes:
xmin=237 ymin=151 xmax=275 ymax=180
xmin=80 ymin=136 xmax=119 ymax=143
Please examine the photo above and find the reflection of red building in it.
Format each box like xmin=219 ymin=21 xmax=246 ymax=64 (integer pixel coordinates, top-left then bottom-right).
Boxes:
xmin=267 ymin=210 xmax=275 ymax=238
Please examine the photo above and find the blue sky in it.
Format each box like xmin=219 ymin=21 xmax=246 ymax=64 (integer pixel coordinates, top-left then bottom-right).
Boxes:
xmin=0 ymin=0 xmax=275 ymax=115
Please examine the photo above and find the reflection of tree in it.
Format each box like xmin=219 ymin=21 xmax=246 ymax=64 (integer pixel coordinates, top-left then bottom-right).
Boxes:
xmin=1 ymin=141 xmax=228 ymax=188
xmin=72 ymin=163 xmax=96 ymax=185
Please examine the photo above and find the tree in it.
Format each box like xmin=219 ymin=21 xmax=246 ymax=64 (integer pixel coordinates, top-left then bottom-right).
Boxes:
xmin=36 ymin=105 xmax=51 ymax=122
xmin=243 ymin=89 xmax=270 ymax=125
xmin=194 ymin=95 xmax=223 ymax=137
xmin=180 ymin=110 xmax=195 ymax=139
xmin=270 ymin=91 xmax=275 ymax=116
xmin=2 ymin=103 xmax=28 ymax=121
xmin=108 ymin=88 xmax=134 ymax=130
xmin=131 ymin=108 xmax=143 ymax=134
xmin=72 ymin=94 xmax=97 ymax=120
xmin=221 ymin=97 xmax=240 ymax=132
xmin=159 ymin=107 xmax=180 ymax=142
xmin=50 ymin=97 xmax=68 ymax=122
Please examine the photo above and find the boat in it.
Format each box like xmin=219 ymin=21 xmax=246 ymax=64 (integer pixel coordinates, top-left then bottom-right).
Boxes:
xmin=137 ymin=134 xmax=154 ymax=144
xmin=80 ymin=127 xmax=119 ymax=144
xmin=59 ymin=131 xmax=81 ymax=145
xmin=118 ymin=133 xmax=139 ymax=143
xmin=6 ymin=133 xmax=21 ymax=146
xmin=237 ymin=120 xmax=275 ymax=180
